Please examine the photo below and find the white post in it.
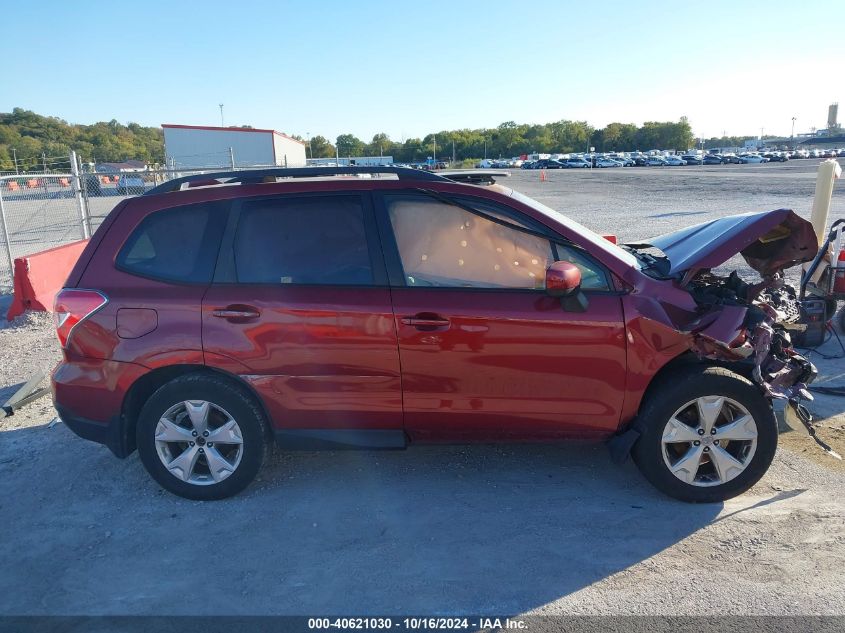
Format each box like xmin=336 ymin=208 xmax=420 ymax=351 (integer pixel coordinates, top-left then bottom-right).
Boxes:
xmin=810 ymin=159 xmax=843 ymax=245
xmin=806 ymin=158 xmax=843 ymax=281
xmin=70 ymin=151 xmax=90 ymax=239
xmin=229 ymin=147 xmax=235 ymax=170
xmin=0 ymin=184 xmax=14 ymax=287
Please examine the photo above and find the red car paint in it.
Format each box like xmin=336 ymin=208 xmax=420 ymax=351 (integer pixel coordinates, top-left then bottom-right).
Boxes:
xmin=50 ymin=175 xmax=817 ymax=458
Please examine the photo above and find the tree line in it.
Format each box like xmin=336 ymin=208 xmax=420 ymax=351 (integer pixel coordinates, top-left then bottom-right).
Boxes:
xmin=1 ymin=107 xmax=767 ymax=171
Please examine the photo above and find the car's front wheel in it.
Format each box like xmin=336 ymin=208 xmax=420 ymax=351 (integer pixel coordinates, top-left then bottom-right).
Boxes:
xmin=137 ymin=373 xmax=269 ymax=500
xmin=632 ymin=366 xmax=777 ymax=503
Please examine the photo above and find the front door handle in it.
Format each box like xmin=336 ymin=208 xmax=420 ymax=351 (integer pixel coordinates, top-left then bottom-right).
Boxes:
xmin=211 ymin=306 xmax=261 ymax=321
xmin=401 ymin=314 xmax=451 ymax=329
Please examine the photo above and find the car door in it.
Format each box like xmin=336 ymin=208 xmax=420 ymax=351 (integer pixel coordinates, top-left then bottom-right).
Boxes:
xmin=201 ymin=192 xmax=404 ymax=447
xmin=376 ymin=192 xmax=627 ymax=442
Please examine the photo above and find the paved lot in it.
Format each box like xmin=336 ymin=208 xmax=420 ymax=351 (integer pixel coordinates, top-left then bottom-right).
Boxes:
xmin=0 ymin=161 xmax=844 ymax=616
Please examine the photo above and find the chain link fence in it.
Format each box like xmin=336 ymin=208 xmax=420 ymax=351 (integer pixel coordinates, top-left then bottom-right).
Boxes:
xmin=0 ymin=161 xmax=222 ymax=293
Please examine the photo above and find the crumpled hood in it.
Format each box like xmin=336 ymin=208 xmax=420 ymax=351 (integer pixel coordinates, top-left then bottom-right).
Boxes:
xmin=634 ymin=209 xmax=818 ymax=276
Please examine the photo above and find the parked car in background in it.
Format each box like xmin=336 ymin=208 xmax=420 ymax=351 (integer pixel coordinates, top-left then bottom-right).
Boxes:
xmin=594 ymin=157 xmax=622 ymax=168
xmin=703 ymin=154 xmax=727 ymax=165
xmin=721 ymin=153 xmax=743 ymax=164
xmin=51 ymin=165 xmax=819 ymax=503
xmin=117 ymin=175 xmax=147 ymax=195
xmin=533 ymin=159 xmax=564 ymax=170
xmin=647 ymin=156 xmax=668 ymax=166
xmin=681 ymin=154 xmax=703 ymax=165
xmin=664 ymin=156 xmax=687 ymax=166
xmin=609 ymin=154 xmax=635 ymax=166
xmin=739 ymin=154 xmax=770 ymax=164
xmin=764 ymin=152 xmax=789 ymax=162
xmin=564 ymin=157 xmax=591 ymax=168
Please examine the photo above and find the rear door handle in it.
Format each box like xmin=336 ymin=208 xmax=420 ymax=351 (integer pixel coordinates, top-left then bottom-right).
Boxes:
xmin=401 ymin=314 xmax=451 ymax=329
xmin=211 ymin=306 xmax=261 ymax=320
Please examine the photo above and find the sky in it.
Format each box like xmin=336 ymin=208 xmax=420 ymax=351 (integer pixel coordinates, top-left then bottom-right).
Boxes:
xmin=4 ymin=0 xmax=843 ymax=142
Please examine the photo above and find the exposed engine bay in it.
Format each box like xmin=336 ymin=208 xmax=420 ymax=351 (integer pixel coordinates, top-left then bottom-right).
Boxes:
xmin=685 ymin=270 xmax=816 ymax=401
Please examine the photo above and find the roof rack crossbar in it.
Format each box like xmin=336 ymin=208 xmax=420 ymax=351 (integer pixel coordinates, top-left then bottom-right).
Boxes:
xmin=144 ymin=166 xmax=448 ymax=195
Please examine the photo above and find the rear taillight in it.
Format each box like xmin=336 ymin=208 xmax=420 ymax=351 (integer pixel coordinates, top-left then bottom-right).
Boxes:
xmin=54 ymin=289 xmax=108 ymax=348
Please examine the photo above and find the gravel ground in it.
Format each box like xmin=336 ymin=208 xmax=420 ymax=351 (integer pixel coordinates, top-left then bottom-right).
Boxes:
xmin=0 ymin=161 xmax=844 ymax=616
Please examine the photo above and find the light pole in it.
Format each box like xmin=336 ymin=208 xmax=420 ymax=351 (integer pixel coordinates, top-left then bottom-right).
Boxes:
xmin=219 ymin=104 xmax=224 ymax=127
xmin=11 ymin=148 xmax=18 ymax=175
xmin=791 ymin=117 xmax=797 ymax=144
xmin=307 ymin=132 xmax=312 ymax=160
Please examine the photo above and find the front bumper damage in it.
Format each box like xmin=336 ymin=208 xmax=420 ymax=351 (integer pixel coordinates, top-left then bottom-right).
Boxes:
xmin=611 ymin=208 xmax=841 ymax=461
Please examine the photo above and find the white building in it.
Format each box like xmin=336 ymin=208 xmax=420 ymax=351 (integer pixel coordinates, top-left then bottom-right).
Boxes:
xmin=162 ymin=124 xmax=307 ymax=169
xmin=307 ymin=156 xmax=394 ymax=167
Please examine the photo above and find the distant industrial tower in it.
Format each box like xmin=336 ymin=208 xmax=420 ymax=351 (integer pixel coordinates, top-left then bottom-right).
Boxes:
xmin=829 ymin=103 xmax=839 ymax=131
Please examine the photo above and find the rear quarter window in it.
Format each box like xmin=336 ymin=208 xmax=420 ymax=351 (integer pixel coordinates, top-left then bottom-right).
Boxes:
xmin=116 ymin=201 xmax=228 ymax=283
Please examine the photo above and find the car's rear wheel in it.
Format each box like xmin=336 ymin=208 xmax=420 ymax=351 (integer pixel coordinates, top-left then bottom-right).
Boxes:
xmin=136 ymin=374 xmax=268 ymax=500
xmin=632 ymin=366 xmax=777 ymax=503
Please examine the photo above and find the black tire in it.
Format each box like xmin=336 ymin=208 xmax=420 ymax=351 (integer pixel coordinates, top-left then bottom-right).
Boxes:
xmin=632 ymin=366 xmax=777 ymax=503
xmin=136 ymin=373 xmax=269 ymax=500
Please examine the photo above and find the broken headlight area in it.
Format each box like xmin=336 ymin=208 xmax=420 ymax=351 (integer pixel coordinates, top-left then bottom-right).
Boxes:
xmin=685 ymin=270 xmax=816 ymax=401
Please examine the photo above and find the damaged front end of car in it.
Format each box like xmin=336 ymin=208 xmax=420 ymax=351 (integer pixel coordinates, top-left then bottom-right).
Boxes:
xmin=614 ymin=209 xmax=840 ymax=460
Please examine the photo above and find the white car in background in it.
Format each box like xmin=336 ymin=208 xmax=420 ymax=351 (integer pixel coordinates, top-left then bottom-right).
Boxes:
xmin=739 ymin=154 xmax=770 ymax=164
xmin=664 ymin=155 xmax=687 ymax=166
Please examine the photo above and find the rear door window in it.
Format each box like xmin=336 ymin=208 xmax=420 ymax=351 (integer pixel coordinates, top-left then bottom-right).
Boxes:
xmin=232 ymin=195 xmax=375 ymax=285
xmin=117 ymin=201 xmax=228 ymax=283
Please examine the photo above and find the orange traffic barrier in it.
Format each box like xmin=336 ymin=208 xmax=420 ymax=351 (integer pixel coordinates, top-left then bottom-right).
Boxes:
xmin=6 ymin=240 xmax=90 ymax=321
xmin=58 ymin=178 xmax=71 ymax=187
xmin=26 ymin=178 xmax=39 ymax=188
xmin=6 ymin=181 xmax=19 ymax=191
xmin=101 ymin=176 xmax=110 ymax=184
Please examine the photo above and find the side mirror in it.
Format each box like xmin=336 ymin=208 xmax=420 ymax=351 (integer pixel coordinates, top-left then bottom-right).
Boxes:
xmin=546 ymin=261 xmax=581 ymax=297
xmin=545 ymin=261 xmax=589 ymax=312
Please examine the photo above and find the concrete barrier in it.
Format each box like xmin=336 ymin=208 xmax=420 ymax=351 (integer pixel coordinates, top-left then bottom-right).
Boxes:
xmin=6 ymin=240 xmax=89 ymax=321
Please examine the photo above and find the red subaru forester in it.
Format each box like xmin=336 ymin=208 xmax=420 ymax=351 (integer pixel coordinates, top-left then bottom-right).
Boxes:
xmin=51 ymin=167 xmax=818 ymax=501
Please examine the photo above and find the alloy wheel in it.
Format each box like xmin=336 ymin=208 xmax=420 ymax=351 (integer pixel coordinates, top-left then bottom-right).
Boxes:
xmin=661 ymin=396 xmax=758 ymax=487
xmin=154 ymin=400 xmax=244 ymax=485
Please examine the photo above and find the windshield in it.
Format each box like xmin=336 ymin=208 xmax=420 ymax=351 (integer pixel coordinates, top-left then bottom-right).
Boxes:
xmin=492 ymin=186 xmax=640 ymax=269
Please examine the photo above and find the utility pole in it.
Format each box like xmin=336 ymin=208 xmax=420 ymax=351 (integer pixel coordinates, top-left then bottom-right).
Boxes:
xmin=11 ymin=148 xmax=18 ymax=175
xmin=433 ymin=134 xmax=436 ymax=164
xmin=452 ymin=140 xmax=455 ymax=164
xmin=219 ymin=104 xmax=224 ymax=127
xmin=307 ymin=132 xmax=312 ymax=160
xmin=41 ymin=153 xmax=47 ymax=172
xmin=229 ymin=147 xmax=235 ymax=169
xmin=791 ymin=117 xmax=797 ymax=142
xmin=484 ymin=139 xmax=487 ymax=160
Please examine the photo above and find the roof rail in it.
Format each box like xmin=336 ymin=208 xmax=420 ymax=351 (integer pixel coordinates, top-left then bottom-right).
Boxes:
xmin=144 ymin=166 xmax=446 ymax=196
xmin=435 ymin=169 xmax=510 ymax=185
